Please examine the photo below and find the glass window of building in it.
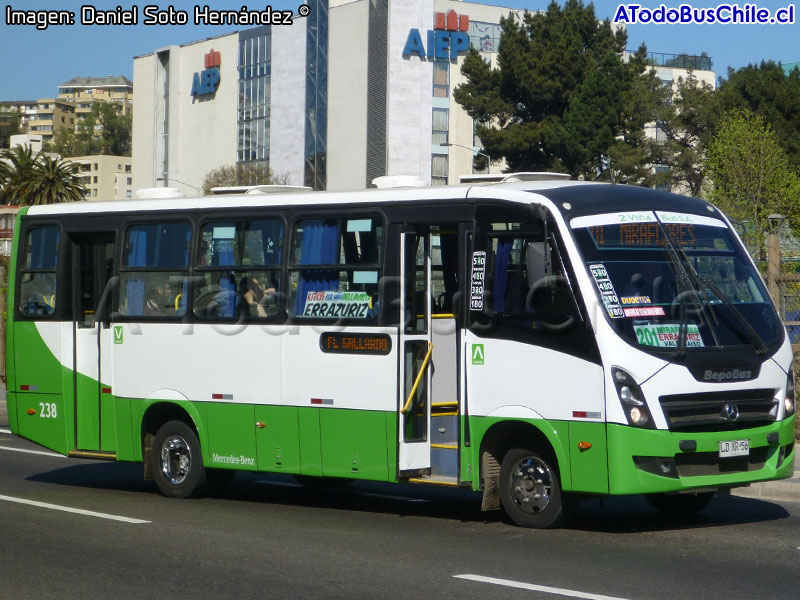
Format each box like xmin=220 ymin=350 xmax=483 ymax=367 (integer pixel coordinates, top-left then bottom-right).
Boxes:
xmin=432 ymin=108 xmax=449 ymax=145
xmin=433 ymin=61 xmax=449 ymax=98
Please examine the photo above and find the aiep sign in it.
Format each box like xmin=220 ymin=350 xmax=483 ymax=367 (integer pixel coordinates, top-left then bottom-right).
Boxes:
xmin=403 ymin=10 xmax=470 ymax=60
xmin=191 ymin=49 xmax=221 ymax=97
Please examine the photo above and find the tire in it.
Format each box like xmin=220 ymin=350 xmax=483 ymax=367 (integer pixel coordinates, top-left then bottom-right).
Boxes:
xmin=646 ymin=491 xmax=715 ymax=516
xmin=499 ymin=447 xmax=569 ymax=528
xmin=151 ymin=420 xmax=206 ymax=499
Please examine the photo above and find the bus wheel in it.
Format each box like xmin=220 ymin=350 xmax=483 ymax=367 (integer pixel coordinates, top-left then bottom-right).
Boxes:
xmin=151 ymin=420 xmax=206 ymax=499
xmin=646 ymin=492 xmax=715 ymax=516
xmin=499 ymin=447 xmax=567 ymax=528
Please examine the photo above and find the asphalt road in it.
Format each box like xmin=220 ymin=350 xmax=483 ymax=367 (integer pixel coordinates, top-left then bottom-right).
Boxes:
xmin=2 ymin=396 xmax=800 ymax=600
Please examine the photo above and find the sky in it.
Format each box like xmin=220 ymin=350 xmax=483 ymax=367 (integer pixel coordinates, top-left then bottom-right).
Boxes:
xmin=1 ymin=0 xmax=798 ymax=100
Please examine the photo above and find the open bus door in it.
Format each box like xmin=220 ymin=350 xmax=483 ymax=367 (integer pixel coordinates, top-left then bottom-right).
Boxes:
xmin=398 ymin=226 xmax=462 ymax=483
xmin=70 ymin=233 xmax=116 ymax=455
xmin=398 ymin=230 xmax=432 ymax=474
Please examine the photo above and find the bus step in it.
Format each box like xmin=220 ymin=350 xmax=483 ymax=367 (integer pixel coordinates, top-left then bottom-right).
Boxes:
xmin=431 ymin=444 xmax=458 ymax=479
xmin=431 ymin=415 xmax=458 ymax=445
xmin=431 ymin=401 xmax=458 ymax=414
xmin=408 ymin=475 xmax=459 ymax=487
xmin=68 ymin=450 xmax=117 ymax=461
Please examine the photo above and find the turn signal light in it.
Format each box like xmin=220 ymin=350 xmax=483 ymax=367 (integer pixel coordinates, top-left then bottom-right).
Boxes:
xmin=255 ymin=422 xmax=266 ymax=429
xmin=27 ymin=409 xmax=36 ymax=415
xmin=578 ymin=441 xmax=592 ymax=450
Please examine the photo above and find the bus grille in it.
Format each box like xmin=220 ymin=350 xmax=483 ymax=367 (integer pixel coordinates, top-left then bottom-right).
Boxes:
xmin=658 ymin=388 xmax=778 ymax=432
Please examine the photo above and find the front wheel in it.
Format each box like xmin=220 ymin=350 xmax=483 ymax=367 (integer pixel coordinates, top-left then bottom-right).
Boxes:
xmin=151 ymin=420 xmax=206 ymax=498
xmin=499 ymin=447 xmax=569 ymax=528
xmin=646 ymin=491 xmax=715 ymax=516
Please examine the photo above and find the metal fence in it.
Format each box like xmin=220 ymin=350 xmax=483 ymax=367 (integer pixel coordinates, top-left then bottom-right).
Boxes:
xmin=777 ymin=275 xmax=800 ymax=347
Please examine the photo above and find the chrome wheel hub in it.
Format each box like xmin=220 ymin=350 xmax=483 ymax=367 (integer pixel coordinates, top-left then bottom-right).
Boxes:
xmin=510 ymin=456 xmax=553 ymax=514
xmin=161 ymin=435 xmax=191 ymax=485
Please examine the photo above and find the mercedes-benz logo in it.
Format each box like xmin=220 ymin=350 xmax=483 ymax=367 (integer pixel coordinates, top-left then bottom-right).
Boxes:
xmin=721 ymin=403 xmax=740 ymax=422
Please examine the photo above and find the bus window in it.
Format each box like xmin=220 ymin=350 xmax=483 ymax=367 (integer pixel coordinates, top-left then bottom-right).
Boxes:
xmin=484 ymin=222 xmax=578 ymax=329
xmin=290 ymin=216 xmax=383 ymax=320
xmin=19 ymin=226 xmax=60 ymax=317
xmin=118 ymin=222 xmax=191 ymax=318
xmin=194 ymin=219 xmax=284 ymax=320
xmin=431 ymin=229 xmax=458 ymax=314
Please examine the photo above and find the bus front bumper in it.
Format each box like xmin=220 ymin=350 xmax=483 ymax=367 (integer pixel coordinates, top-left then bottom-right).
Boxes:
xmin=607 ymin=417 xmax=796 ymax=495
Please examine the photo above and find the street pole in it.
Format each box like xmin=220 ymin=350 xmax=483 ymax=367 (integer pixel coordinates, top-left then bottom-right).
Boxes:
xmin=442 ymin=143 xmax=491 ymax=175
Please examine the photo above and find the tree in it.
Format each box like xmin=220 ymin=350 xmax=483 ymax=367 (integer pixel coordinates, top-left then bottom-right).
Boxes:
xmin=453 ymin=0 xmax=650 ymax=178
xmin=715 ymin=61 xmax=800 ymax=167
xmin=26 ymin=155 xmax=86 ymax=205
xmin=94 ymin=102 xmax=132 ymax=156
xmin=647 ymin=72 xmax=717 ymax=196
xmin=601 ymin=52 xmax=666 ymax=185
xmin=705 ymin=109 xmax=800 ymax=259
xmin=0 ymin=146 xmax=85 ymax=205
xmin=201 ymin=164 xmax=289 ymax=195
xmin=0 ymin=145 xmax=38 ymax=203
xmin=0 ymin=111 xmax=22 ymax=149
xmin=44 ymin=101 xmax=132 ymax=157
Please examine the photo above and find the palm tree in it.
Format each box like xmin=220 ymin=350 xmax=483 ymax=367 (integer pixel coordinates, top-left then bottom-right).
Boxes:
xmin=27 ymin=155 xmax=85 ymax=205
xmin=0 ymin=146 xmax=85 ymax=205
xmin=0 ymin=145 xmax=38 ymax=204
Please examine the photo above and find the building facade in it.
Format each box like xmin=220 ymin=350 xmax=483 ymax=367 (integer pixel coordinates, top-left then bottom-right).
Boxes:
xmin=132 ymin=0 xmax=715 ymax=195
xmin=133 ymin=0 xmax=522 ymax=194
xmin=66 ymin=155 xmax=134 ymax=201
xmin=26 ymin=98 xmax=76 ymax=146
xmin=57 ymin=75 xmax=134 ymax=117
xmin=22 ymin=75 xmax=133 ymax=147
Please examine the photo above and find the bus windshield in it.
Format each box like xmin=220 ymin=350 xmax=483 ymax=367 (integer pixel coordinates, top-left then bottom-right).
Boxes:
xmin=569 ymin=210 xmax=784 ymax=353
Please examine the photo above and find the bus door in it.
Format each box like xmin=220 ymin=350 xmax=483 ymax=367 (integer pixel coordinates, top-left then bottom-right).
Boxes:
xmin=399 ymin=226 xmax=461 ymax=482
xmin=71 ymin=233 xmax=116 ymax=454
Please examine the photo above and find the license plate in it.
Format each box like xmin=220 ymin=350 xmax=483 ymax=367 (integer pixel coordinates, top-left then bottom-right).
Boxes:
xmin=719 ymin=439 xmax=749 ymax=458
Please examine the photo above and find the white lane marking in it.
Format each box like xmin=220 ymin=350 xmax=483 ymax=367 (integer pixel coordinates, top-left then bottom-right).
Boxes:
xmin=453 ymin=575 xmax=635 ymax=600
xmin=0 ymin=428 xmax=12 ymax=434
xmin=0 ymin=445 xmax=67 ymax=458
xmin=0 ymin=494 xmax=151 ymax=524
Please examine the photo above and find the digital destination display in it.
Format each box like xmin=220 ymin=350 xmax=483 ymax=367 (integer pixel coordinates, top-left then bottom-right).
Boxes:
xmin=589 ymin=223 xmax=698 ymax=248
xmin=319 ymin=332 xmax=392 ymax=355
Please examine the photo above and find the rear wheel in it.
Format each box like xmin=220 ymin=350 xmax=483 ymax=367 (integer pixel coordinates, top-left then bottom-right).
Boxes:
xmin=499 ymin=447 xmax=569 ymax=528
xmin=646 ymin=491 xmax=715 ymax=516
xmin=151 ymin=420 xmax=206 ymax=498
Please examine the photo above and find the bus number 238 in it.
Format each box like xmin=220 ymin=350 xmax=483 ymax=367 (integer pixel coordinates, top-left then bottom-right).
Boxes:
xmin=39 ymin=402 xmax=57 ymax=418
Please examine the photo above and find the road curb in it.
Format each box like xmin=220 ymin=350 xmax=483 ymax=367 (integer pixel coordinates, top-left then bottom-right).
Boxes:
xmin=730 ymin=443 xmax=800 ymax=503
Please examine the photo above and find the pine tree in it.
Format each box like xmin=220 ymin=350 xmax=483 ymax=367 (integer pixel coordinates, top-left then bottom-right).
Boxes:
xmin=453 ymin=0 xmax=649 ymax=178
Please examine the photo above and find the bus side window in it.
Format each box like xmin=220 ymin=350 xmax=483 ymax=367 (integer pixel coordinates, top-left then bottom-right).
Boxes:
xmin=482 ymin=220 xmax=579 ymax=331
xmin=19 ymin=226 xmax=60 ymax=318
xmin=118 ymin=222 xmax=191 ymax=319
xmin=289 ymin=216 xmax=383 ymax=321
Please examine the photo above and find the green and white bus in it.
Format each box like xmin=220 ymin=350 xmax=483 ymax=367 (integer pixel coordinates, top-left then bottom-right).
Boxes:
xmin=6 ymin=177 xmax=796 ymax=527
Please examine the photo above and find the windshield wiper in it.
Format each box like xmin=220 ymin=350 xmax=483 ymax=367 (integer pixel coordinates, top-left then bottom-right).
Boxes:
xmin=698 ymin=276 xmax=767 ymax=355
xmin=655 ymin=220 xmax=717 ymax=358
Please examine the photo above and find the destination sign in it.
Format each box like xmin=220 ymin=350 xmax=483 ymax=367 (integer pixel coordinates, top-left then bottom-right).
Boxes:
xmin=319 ymin=332 xmax=392 ymax=356
xmin=589 ymin=223 xmax=699 ymax=248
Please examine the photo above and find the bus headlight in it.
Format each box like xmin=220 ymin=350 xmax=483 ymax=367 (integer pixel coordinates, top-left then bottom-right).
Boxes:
xmin=612 ymin=367 xmax=655 ymax=428
xmin=785 ymin=371 xmax=795 ymax=417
